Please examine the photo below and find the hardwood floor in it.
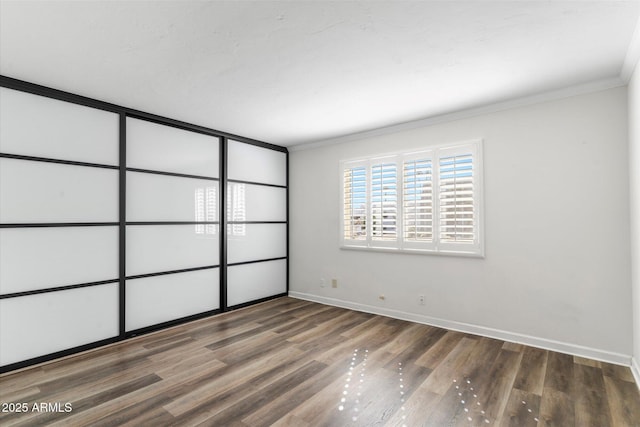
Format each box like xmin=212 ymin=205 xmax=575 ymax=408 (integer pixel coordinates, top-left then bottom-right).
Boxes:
xmin=1 ymin=296 xmax=639 ymax=426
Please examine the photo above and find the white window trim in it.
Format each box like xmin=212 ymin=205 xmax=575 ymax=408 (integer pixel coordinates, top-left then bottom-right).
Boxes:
xmin=340 ymin=139 xmax=484 ymax=258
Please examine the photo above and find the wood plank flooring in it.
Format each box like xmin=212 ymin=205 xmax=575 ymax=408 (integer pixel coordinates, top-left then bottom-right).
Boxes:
xmin=1 ymin=297 xmax=639 ymax=426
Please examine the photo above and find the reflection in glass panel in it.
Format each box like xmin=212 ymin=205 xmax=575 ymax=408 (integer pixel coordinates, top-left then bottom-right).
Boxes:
xmin=195 ymin=186 xmax=217 ymax=235
xmin=227 ymin=183 xmax=246 ymax=236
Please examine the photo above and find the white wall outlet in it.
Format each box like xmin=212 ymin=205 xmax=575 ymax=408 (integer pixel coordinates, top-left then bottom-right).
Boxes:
xmin=331 ymin=278 xmax=338 ymax=288
xmin=320 ymin=278 xmax=325 ymax=288
xmin=419 ymin=295 xmax=426 ymax=305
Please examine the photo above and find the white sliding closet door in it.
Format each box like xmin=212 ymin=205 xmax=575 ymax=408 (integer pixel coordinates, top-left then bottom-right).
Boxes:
xmin=125 ymin=117 xmax=220 ymax=332
xmin=226 ymin=140 xmax=287 ymax=307
xmin=0 ymin=87 xmax=119 ymax=369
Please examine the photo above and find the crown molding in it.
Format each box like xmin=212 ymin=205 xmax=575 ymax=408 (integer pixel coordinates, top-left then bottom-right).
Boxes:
xmin=621 ymin=15 xmax=640 ymax=83
xmin=290 ymin=77 xmax=625 ymax=152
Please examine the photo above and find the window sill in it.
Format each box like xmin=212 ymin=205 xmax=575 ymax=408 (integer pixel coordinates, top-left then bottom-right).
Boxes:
xmin=339 ymin=245 xmax=485 ymax=258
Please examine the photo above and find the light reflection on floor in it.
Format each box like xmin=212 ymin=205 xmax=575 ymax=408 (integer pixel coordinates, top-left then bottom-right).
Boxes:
xmin=453 ymin=377 xmax=491 ymax=424
xmin=337 ymin=350 xmax=540 ymax=426
xmin=338 ymin=348 xmax=368 ymax=422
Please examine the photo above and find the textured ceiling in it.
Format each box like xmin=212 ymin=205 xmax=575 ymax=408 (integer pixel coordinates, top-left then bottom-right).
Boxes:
xmin=1 ymin=1 xmax=639 ymax=146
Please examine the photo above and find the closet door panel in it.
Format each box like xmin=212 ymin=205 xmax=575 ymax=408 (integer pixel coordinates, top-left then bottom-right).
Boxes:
xmin=227 ymin=224 xmax=287 ymax=264
xmin=0 ymin=158 xmax=118 ymax=223
xmin=227 ymin=140 xmax=286 ymax=186
xmin=126 ymin=268 xmax=220 ymax=331
xmin=126 ymin=225 xmax=219 ymax=276
xmin=227 ymin=259 xmax=286 ymax=307
xmin=127 ymin=172 xmax=218 ymax=222
xmin=227 ymin=182 xmax=286 ymax=222
xmin=0 ymin=227 xmax=118 ymax=294
xmin=0 ymin=87 xmax=119 ymax=165
xmin=127 ymin=118 xmax=219 ymax=177
xmin=0 ymin=284 xmax=119 ymax=367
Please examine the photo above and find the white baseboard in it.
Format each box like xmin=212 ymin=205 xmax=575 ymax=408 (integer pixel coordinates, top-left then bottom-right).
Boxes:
xmin=289 ymin=291 xmax=632 ymax=367
xmin=632 ymin=357 xmax=640 ymax=390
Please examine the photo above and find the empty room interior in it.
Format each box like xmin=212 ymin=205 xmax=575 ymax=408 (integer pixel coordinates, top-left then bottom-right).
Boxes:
xmin=1 ymin=1 xmax=640 ymax=426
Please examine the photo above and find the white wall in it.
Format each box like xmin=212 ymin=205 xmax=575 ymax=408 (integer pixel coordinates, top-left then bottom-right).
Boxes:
xmin=630 ymin=64 xmax=640 ymax=376
xmin=290 ymin=87 xmax=632 ymax=363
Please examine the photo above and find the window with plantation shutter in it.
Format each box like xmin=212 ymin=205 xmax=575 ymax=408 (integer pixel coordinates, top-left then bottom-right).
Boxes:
xmin=439 ymin=153 xmax=474 ymax=243
xmin=403 ymin=157 xmax=433 ymax=246
xmin=343 ymin=163 xmax=367 ymax=244
xmin=340 ymin=140 xmax=483 ymax=256
xmin=371 ymin=162 xmax=397 ymax=242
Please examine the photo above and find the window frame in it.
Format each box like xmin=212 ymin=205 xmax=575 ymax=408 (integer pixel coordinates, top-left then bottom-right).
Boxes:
xmin=340 ymin=139 xmax=484 ymax=257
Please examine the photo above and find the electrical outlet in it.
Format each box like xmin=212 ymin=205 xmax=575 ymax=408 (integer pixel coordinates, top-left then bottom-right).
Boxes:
xmin=331 ymin=279 xmax=338 ymax=288
xmin=320 ymin=278 xmax=325 ymax=288
xmin=419 ymin=295 xmax=425 ymax=305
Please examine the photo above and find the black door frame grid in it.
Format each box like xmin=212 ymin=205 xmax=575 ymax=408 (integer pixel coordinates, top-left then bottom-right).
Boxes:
xmin=0 ymin=75 xmax=289 ymax=374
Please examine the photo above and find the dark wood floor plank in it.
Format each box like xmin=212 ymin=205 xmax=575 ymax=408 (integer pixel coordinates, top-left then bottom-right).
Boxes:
xmin=314 ymin=321 xmax=396 ymax=365
xmin=601 ymin=361 xmax=636 ymax=383
xmin=512 ymin=346 xmax=548 ymax=395
xmin=415 ymin=330 xmax=464 ymax=369
xmin=423 ymin=372 xmax=487 ymax=427
xmin=163 ymin=345 xmax=307 ymax=419
xmin=7 ymin=374 xmax=163 ymax=427
xmin=538 ymin=387 xmax=575 ymax=427
xmin=189 ymin=360 xmax=328 ymax=426
xmin=242 ymin=358 xmax=352 ymax=427
xmin=0 ymin=297 xmax=638 ymax=427
xmin=475 ymin=348 xmax=523 ymax=423
xmin=384 ymin=387 xmax=443 ymax=426
xmin=419 ymin=336 xmax=479 ymax=395
xmin=384 ymin=325 xmax=447 ymax=368
xmin=47 ymin=356 xmax=228 ymax=426
xmin=271 ymin=413 xmax=310 ymax=427
xmin=544 ymin=352 xmax=574 ymax=394
xmin=285 ymin=349 xmax=397 ymax=426
xmin=499 ymin=388 xmax=541 ymax=427
xmin=458 ymin=337 xmax=507 ymax=388
xmin=573 ymin=364 xmax=612 ymax=427
xmin=603 ymin=374 xmax=640 ymax=426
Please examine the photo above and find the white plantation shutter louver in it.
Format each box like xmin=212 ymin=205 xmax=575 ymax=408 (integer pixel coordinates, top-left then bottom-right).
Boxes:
xmin=436 ymin=142 xmax=482 ymax=254
xmin=371 ymin=162 xmax=397 ymax=242
xmin=343 ymin=163 xmax=367 ymax=244
xmin=439 ymin=154 xmax=474 ymax=243
xmin=403 ymin=156 xmax=433 ymax=247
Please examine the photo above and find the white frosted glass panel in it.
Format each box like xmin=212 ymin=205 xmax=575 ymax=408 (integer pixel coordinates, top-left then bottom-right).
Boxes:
xmin=0 ymin=284 xmax=119 ymax=367
xmin=127 ymin=225 xmax=219 ymax=276
xmin=0 ymin=158 xmax=118 ymax=223
xmin=127 ymin=172 xmax=219 ymax=222
xmin=126 ymin=269 xmax=220 ymax=331
xmin=0 ymin=227 xmax=118 ymax=294
xmin=227 ymin=140 xmax=286 ymax=186
xmin=0 ymin=87 xmax=119 ymax=165
xmin=227 ymin=224 xmax=287 ymax=264
xmin=127 ymin=118 xmax=219 ymax=177
xmin=227 ymin=259 xmax=286 ymax=306
xmin=228 ymin=183 xmax=286 ymax=222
